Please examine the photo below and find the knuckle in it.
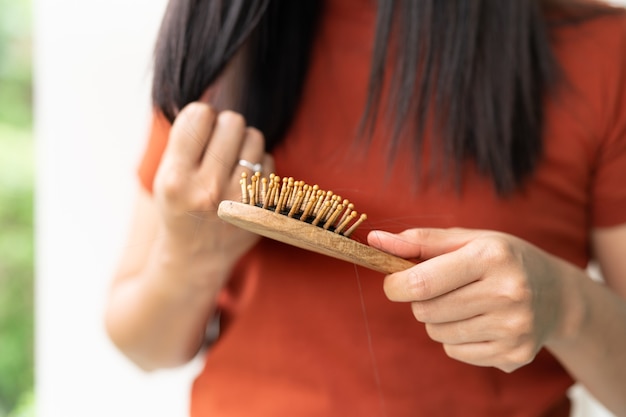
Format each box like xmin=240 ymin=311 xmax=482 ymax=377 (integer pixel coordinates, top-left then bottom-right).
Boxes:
xmin=498 ymin=363 xmax=519 ymax=374
xmin=504 ymin=314 xmax=534 ymax=340
xmin=409 ymin=229 xmax=434 ymax=257
xmin=242 ymin=128 xmax=267 ymax=155
xmin=475 ymin=236 xmax=513 ymax=264
xmin=189 ymin=194 xmax=215 ymax=213
xmin=156 ymin=170 xmax=223 ymax=214
xmin=425 ymin=323 xmax=442 ymax=342
xmin=504 ymin=344 xmax=536 ymax=369
xmin=189 ymin=182 xmax=221 ymax=212
xmin=183 ymin=101 xmax=213 ymax=116
xmin=246 ymin=127 xmax=266 ymax=143
xmin=406 ymin=270 xmax=433 ymax=300
xmin=219 ymin=110 xmax=246 ymax=127
xmin=411 ymin=301 xmax=431 ymax=322
xmin=441 ymin=343 xmax=453 ymax=357
xmin=156 ymin=167 xmax=188 ymax=200
xmin=412 ymin=228 xmax=433 ymax=241
xmin=394 ymin=229 xmax=435 ymax=260
xmin=442 ymin=344 xmax=463 ymax=363
xmin=497 ymin=277 xmax=531 ymax=305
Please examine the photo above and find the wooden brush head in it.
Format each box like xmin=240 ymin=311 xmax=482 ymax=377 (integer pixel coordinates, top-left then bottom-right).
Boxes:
xmin=217 ymin=172 xmax=414 ymax=274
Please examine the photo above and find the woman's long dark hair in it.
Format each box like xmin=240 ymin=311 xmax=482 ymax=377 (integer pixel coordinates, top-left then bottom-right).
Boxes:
xmin=152 ymin=0 xmax=609 ymax=193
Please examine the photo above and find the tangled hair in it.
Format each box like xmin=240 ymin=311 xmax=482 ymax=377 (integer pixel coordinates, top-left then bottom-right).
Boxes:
xmin=152 ymin=0 xmax=615 ymax=193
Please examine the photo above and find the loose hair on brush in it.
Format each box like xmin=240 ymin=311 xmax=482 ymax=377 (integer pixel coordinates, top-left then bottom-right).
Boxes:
xmin=151 ymin=0 xmax=614 ymax=193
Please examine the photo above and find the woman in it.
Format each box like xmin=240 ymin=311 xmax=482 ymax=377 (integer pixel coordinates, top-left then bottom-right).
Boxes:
xmin=105 ymin=0 xmax=626 ymax=415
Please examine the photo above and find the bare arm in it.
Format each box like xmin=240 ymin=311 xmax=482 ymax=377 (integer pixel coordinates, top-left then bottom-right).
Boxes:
xmin=543 ymin=224 xmax=626 ymax=415
xmin=104 ymin=188 xmax=227 ymax=370
xmin=105 ymin=103 xmax=273 ymax=370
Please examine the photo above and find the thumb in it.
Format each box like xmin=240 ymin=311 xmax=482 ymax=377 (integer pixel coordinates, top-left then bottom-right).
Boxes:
xmin=367 ymin=228 xmax=477 ymax=260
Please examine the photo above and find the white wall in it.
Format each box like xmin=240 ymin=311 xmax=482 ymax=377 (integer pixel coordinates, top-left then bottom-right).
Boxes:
xmin=34 ymin=1 xmax=625 ymax=417
xmin=34 ymin=1 xmax=201 ymax=417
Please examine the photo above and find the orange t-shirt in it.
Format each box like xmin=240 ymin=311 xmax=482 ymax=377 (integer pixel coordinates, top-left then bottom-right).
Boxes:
xmin=138 ymin=2 xmax=626 ymax=416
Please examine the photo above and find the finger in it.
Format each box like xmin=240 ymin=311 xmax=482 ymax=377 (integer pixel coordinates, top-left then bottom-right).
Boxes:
xmin=163 ymin=102 xmax=217 ymax=170
xmin=260 ymin=153 xmax=275 ymax=175
xmin=442 ymin=341 xmax=535 ymax=373
xmin=409 ymin=281 xmax=489 ymax=323
xmin=199 ymin=110 xmax=248 ymax=187
xmin=425 ymin=317 xmax=499 ymax=345
xmin=234 ymin=127 xmax=266 ymax=176
xmin=441 ymin=342 xmax=498 ymax=368
xmin=368 ymin=228 xmax=478 ymax=260
xmin=383 ymin=242 xmax=487 ymax=302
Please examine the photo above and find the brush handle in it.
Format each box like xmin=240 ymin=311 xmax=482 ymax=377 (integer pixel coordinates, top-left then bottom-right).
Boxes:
xmin=218 ymin=200 xmax=415 ymax=274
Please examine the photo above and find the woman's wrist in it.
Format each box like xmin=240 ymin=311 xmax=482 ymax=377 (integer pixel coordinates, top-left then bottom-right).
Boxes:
xmin=144 ymin=231 xmax=234 ymax=299
xmin=544 ymin=259 xmax=588 ymax=349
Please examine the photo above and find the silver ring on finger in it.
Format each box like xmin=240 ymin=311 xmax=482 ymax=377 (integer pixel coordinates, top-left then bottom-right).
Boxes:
xmin=238 ymin=159 xmax=263 ymax=173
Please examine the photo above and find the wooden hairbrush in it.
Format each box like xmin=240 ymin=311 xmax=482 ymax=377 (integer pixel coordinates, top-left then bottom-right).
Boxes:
xmin=217 ymin=172 xmax=415 ymax=274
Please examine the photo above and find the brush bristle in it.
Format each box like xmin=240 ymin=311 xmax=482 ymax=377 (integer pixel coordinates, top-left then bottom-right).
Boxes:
xmin=239 ymin=172 xmax=367 ymax=237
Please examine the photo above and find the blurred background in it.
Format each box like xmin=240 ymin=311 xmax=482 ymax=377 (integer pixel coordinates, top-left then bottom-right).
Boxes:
xmin=0 ymin=0 xmax=33 ymax=415
xmin=0 ymin=0 xmax=624 ymax=416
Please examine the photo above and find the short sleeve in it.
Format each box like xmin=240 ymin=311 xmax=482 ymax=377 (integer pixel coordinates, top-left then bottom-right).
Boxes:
xmin=137 ymin=111 xmax=172 ymax=193
xmin=591 ymin=14 xmax=626 ymax=228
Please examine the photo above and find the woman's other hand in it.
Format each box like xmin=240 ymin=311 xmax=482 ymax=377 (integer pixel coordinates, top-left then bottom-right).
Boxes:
xmin=368 ymin=228 xmax=582 ymax=373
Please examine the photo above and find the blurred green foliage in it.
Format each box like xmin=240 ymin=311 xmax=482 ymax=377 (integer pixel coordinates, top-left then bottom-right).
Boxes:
xmin=0 ymin=0 xmax=32 ymax=128
xmin=0 ymin=0 xmax=34 ymax=415
xmin=0 ymin=127 xmax=33 ymax=416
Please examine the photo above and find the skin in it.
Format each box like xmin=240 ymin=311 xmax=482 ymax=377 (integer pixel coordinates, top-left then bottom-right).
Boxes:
xmin=105 ymin=102 xmax=273 ymax=369
xmin=105 ymin=102 xmax=626 ymax=415
xmin=367 ymin=227 xmax=626 ymax=415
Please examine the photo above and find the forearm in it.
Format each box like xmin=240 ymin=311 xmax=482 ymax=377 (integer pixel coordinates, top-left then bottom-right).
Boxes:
xmin=546 ymin=262 xmax=626 ymax=416
xmin=105 ymin=237 xmax=231 ymax=371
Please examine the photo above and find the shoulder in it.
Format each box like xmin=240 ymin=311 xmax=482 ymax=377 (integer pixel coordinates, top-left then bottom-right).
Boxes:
xmin=548 ymin=9 xmax=626 ymax=142
xmin=546 ymin=8 xmax=626 ymax=229
xmin=550 ymin=8 xmax=626 ymax=72
xmin=550 ymin=5 xmax=626 ymax=52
